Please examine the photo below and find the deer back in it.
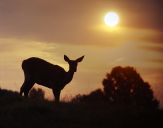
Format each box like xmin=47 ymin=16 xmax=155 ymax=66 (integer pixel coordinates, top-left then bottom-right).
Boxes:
xmin=22 ymin=57 xmax=66 ymax=86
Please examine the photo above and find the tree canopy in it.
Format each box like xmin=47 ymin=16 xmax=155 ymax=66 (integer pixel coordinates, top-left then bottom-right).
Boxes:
xmin=73 ymin=66 xmax=159 ymax=109
xmin=103 ymin=66 xmax=159 ymax=108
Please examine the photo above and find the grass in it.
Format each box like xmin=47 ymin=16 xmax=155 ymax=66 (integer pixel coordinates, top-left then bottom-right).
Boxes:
xmin=0 ymin=88 xmax=162 ymax=128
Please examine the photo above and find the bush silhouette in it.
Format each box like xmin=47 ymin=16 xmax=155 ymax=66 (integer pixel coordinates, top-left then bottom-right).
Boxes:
xmin=103 ymin=66 xmax=159 ymax=108
xmin=29 ymin=88 xmax=45 ymax=100
xmin=72 ymin=89 xmax=104 ymax=103
xmin=0 ymin=84 xmax=162 ymax=128
xmin=72 ymin=66 xmax=159 ymax=109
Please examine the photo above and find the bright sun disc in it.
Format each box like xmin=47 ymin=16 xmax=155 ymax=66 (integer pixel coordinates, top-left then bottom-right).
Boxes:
xmin=104 ymin=12 xmax=120 ymax=27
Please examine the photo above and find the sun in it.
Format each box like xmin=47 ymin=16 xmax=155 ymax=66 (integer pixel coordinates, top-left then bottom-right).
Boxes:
xmin=104 ymin=12 xmax=120 ymax=27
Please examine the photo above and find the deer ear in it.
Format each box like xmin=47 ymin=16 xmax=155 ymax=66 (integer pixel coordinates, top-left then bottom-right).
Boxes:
xmin=76 ymin=56 xmax=84 ymax=62
xmin=64 ymin=55 xmax=70 ymax=62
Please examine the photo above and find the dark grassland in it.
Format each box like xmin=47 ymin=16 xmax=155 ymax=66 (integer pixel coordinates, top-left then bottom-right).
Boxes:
xmin=0 ymin=89 xmax=162 ymax=128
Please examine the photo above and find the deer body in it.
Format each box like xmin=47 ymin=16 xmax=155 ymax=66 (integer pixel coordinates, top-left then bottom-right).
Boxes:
xmin=20 ymin=55 xmax=84 ymax=103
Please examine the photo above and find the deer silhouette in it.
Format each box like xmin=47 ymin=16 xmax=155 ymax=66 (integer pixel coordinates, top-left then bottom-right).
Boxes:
xmin=20 ymin=55 xmax=84 ymax=103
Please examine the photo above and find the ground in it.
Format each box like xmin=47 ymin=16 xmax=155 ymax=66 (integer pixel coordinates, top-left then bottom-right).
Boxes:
xmin=0 ymin=89 xmax=162 ymax=128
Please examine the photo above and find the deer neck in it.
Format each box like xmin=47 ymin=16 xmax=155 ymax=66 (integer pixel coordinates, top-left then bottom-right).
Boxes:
xmin=64 ymin=68 xmax=75 ymax=84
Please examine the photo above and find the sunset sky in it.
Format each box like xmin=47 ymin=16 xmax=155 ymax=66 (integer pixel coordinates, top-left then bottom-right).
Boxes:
xmin=0 ymin=0 xmax=163 ymax=106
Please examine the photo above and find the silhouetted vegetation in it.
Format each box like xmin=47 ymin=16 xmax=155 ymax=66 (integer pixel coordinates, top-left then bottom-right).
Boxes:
xmin=103 ymin=66 xmax=159 ymax=108
xmin=0 ymin=87 xmax=162 ymax=128
xmin=73 ymin=66 xmax=159 ymax=109
xmin=29 ymin=88 xmax=45 ymax=101
xmin=72 ymin=89 xmax=104 ymax=103
xmin=0 ymin=66 xmax=162 ymax=128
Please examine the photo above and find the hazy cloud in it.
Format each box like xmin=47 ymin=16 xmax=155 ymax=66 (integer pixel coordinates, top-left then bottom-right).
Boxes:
xmin=141 ymin=45 xmax=163 ymax=53
xmin=0 ymin=0 xmax=162 ymax=44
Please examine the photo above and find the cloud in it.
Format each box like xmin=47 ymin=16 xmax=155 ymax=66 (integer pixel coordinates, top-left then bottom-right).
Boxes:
xmin=141 ymin=45 xmax=163 ymax=53
xmin=0 ymin=0 xmax=162 ymax=45
xmin=149 ymin=59 xmax=163 ymax=63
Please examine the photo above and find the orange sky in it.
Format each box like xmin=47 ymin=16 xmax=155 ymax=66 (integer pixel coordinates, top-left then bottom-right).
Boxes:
xmin=0 ymin=0 xmax=163 ymax=106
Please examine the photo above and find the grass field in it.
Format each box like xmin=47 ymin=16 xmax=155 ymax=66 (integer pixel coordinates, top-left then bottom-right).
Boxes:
xmin=0 ymin=89 xmax=162 ymax=128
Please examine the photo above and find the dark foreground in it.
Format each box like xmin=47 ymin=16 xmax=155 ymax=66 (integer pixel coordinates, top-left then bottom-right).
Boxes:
xmin=0 ymin=89 xmax=162 ymax=128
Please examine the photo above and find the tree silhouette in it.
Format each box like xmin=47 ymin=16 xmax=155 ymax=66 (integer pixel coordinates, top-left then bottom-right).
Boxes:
xmin=103 ymin=66 xmax=159 ymax=108
xmin=29 ymin=88 xmax=45 ymax=100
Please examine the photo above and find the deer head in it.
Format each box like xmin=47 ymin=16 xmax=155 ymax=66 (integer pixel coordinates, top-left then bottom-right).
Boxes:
xmin=64 ymin=55 xmax=84 ymax=72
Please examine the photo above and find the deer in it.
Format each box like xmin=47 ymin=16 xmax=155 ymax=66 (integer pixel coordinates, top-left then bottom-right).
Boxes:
xmin=20 ymin=55 xmax=84 ymax=103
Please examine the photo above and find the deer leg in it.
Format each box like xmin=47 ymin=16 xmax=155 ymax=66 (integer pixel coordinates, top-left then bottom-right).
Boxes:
xmin=20 ymin=80 xmax=27 ymax=96
xmin=20 ymin=80 xmax=35 ymax=97
xmin=52 ymin=89 xmax=61 ymax=104
xmin=20 ymin=83 xmax=25 ymax=96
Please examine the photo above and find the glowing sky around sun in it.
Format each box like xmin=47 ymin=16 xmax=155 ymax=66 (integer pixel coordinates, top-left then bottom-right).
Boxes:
xmin=0 ymin=0 xmax=162 ymax=107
